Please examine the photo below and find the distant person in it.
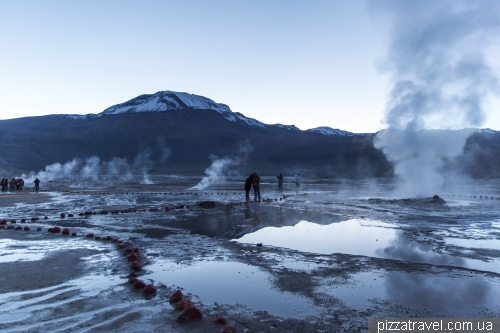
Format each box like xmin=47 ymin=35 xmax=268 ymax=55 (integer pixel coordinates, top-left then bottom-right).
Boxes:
xmin=10 ymin=178 xmax=16 ymax=191
xmin=294 ymin=173 xmax=301 ymax=187
xmin=34 ymin=178 xmax=40 ymax=191
xmin=277 ymin=173 xmax=283 ymax=190
xmin=252 ymin=172 xmax=261 ymax=201
xmin=244 ymin=174 xmax=252 ymax=201
xmin=1 ymin=178 xmax=6 ymax=191
xmin=20 ymin=178 xmax=24 ymax=190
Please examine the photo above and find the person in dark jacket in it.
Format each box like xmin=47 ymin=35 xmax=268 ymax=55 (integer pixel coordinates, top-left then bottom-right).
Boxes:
xmin=277 ymin=173 xmax=283 ymax=189
xmin=34 ymin=178 xmax=40 ymax=191
xmin=252 ymin=172 xmax=261 ymax=201
xmin=244 ymin=174 xmax=252 ymax=201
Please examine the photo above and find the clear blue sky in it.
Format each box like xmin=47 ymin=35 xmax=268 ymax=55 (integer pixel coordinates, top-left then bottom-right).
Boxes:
xmin=1 ymin=0 xmax=498 ymax=133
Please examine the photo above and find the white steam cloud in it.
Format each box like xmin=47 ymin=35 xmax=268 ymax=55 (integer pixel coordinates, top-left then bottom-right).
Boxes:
xmin=371 ymin=0 xmax=500 ymax=197
xmin=21 ymin=140 xmax=171 ymax=186
xmin=191 ymin=141 xmax=253 ymax=190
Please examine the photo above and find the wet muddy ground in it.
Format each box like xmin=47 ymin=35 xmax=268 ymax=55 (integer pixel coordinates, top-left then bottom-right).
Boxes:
xmin=1 ymin=176 xmax=499 ymax=332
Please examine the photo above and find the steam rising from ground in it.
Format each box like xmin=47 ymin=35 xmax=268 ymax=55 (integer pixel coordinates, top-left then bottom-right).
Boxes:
xmin=191 ymin=141 xmax=253 ymax=190
xmin=372 ymin=0 xmax=500 ymax=197
xmin=21 ymin=139 xmax=172 ymax=186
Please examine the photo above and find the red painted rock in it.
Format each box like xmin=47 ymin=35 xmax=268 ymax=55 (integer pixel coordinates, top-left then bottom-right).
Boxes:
xmin=60 ymin=213 xmax=66 ymax=218
xmin=169 ymin=290 xmax=183 ymax=303
xmin=7 ymin=225 xmax=14 ymax=230
xmin=31 ymin=217 xmax=39 ymax=222
xmin=124 ymin=248 xmax=133 ymax=254
xmin=0 ymin=225 xmax=5 ymax=229
xmin=175 ymin=299 xmax=192 ymax=310
xmin=71 ymin=232 xmax=77 ymax=236
xmin=87 ymin=233 xmax=94 ymax=238
xmin=219 ymin=324 xmax=236 ymax=333
xmin=100 ymin=210 xmax=108 ymax=215
xmin=68 ymin=213 xmax=74 ymax=217
xmin=37 ymin=227 xmax=42 ymax=231
xmin=131 ymin=261 xmax=142 ymax=270
xmin=134 ymin=280 xmax=147 ymax=289
xmin=84 ymin=211 xmax=92 ymax=215
xmin=51 ymin=227 xmax=61 ymax=233
xmin=78 ymin=213 xmax=85 ymax=216
xmin=62 ymin=228 xmax=70 ymax=235
xmin=44 ymin=216 xmax=48 ymax=219
xmin=95 ymin=236 xmax=101 ymax=240
xmin=133 ymin=247 xmax=139 ymax=254
xmin=113 ymin=238 xmax=119 ymax=242
xmin=11 ymin=220 xmax=16 ymax=223
xmin=129 ymin=271 xmax=137 ymax=278
xmin=177 ymin=307 xmax=202 ymax=322
xmin=15 ymin=226 xmax=22 ymax=230
xmin=23 ymin=226 xmax=30 ymax=231
xmin=106 ymin=236 xmax=112 ymax=240
xmin=21 ymin=219 xmax=27 ymax=223
xmin=0 ymin=220 xmax=6 ymax=225
xmin=144 ymin=284 xmax=157 ymax=294
xmin=213 ymin=315 xmax=227 ymax=325
xmin=129 ymin=277 xmax=138 ymax=284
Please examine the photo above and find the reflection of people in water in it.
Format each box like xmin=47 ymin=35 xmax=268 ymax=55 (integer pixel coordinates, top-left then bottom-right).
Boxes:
xmin=277 ymin=173 xmax=283 ymax=190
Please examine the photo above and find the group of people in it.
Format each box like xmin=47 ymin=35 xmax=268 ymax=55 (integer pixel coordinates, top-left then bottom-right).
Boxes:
xmin=1 ymin=178 xmax=41 ymax=191
xmin=244 ymin=173 xmax=261 ymax=201
xmin=244 ymin=172 xmax=302 ymax=201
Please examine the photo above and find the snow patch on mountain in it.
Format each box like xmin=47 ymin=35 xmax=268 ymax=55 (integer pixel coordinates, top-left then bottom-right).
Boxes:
xmin=274 ymin=124 xmax=300 ymax=131
xmin=307 ymin=126 xmax=356 ymax=136
xmin=101 ymin=91 xmax=231 ymax=115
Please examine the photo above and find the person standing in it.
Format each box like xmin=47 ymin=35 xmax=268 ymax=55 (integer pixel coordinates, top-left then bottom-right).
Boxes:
xmin=34 ymin=178 xmax=40 ymax=191
xmin=294 ymin=173 xmax=301 ymax=187
xmin=252 ymin=172 xmax=261 ymax=201
xmin=244 ymin=174 xmax=252 ymax=201
xmin=277 ymin=173 xmax=283 ymax=190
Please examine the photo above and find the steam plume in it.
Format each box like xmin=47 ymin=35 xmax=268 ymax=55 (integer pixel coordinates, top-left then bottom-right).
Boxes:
xmin=191 ymin=141 xmax=253 ymax=190
xmin=371 ymin=0 xmax=500 ymax=197
xmin=21 ymin=140 xmax=172 ymax=186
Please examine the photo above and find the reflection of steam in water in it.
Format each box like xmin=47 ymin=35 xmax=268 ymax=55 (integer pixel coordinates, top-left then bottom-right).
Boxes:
xmin=383 ymin=272 xmax=498 ymax=316
xmin=330 ymin=270 xmax=500 ymax=316
xmin=377 ymin=235 xmax=500 ymax=273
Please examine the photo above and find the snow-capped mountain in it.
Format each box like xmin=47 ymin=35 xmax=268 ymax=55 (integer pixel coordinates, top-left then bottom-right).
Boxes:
xmin=100 ymin=91 xmax=267 ymax=128
xmin=101 ymin=91 xmax=231 ymax=115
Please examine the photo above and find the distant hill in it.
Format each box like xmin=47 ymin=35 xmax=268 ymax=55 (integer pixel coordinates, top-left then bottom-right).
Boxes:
xmin=0 ymin=90 xmax=498 ymax=178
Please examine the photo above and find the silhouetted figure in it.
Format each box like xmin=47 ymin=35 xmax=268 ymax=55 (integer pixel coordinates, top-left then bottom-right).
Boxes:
xmin=34 ymin=178 xmax=40 ymax=191
xmin=277 ymin=173 xmax=283 ymax=189
xmin=244 ymin=174 xmax=252 ymax=201
xmin=252 ymin=172 xmax=261 ymax=201
xmin=294 ymin=173 xmax=301 ymax=187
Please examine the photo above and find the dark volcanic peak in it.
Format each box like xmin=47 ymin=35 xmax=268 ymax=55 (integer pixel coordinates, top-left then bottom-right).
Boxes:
xmin=52 ymin=90 xmax=369 ymax=136
xmin=101 ymin=90 xmax=231 ymax=115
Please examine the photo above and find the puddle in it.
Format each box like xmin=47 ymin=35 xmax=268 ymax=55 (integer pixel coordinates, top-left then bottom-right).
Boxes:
xmin=444 ymin=237 xmax=500 ymax=249
xmin=145 ymin=260 xmax=318 ymax=317
xmin=235 ymin=219 xmax=500 ymax=274
xmin=234 ymin=219 xmax=398 ymax=257
xmin=0 ymin=238 xmax=112 ymax=263
xmin=318 ymin=270 xmax=500 ymax=316
xmin=0 ymin=274 xmax=125 ymax=324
